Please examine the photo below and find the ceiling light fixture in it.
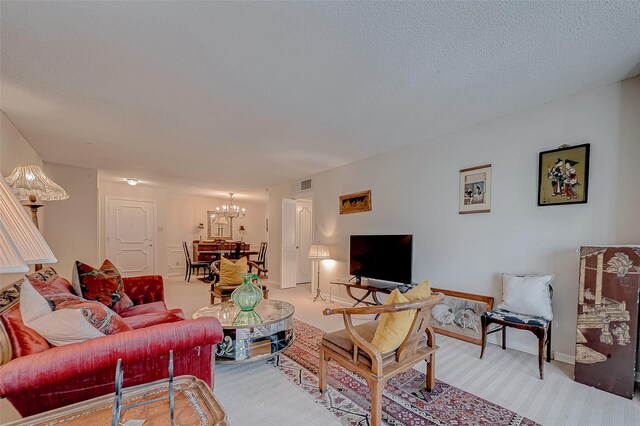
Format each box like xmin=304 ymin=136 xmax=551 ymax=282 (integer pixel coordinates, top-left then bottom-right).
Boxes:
xmin=211 ymin=193 xmax=246 ymax=239
xmin=126 ymin=178 xmax=139 ymax=186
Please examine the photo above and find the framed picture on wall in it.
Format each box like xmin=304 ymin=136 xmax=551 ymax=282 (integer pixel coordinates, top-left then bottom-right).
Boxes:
xmin=538 ymin=143 xmax=590 ymax=206
xmin=339 ymin=190 xmax=372 ymax=214
xmin=459 ymin=164 xmax=491 ymax=214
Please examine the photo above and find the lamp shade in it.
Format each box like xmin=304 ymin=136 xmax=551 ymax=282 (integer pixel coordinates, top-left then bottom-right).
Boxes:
xmin=5 ymin=165 xmax=69 ymax=202
xmin=0 ymin=223 xmax=28 ymax=273
xmin=214 ymin=216 xmax=229 ymax=225
xmin=308 ymin=244 xmax=330 ymax=259
xmin=0 ymin=176 xmax=57 ymax=267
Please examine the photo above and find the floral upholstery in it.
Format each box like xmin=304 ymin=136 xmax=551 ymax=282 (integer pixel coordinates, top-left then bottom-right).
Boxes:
xmin=483 ymin=309 xmax=548 ymax=328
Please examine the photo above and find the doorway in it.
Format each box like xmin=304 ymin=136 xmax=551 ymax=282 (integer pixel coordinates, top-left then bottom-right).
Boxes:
xmin=106 ymin=197 xmax=155 ymax=277
xmin=280 ymin=197 xmax=312 ymax=289
xmin=295 ymin=199 xmax=312 ymax=284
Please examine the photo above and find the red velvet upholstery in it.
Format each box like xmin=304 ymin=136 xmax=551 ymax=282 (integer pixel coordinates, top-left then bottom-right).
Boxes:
xmin=123 ymin=310 xmax=185 ymax=329
xmin=123 ymin=275 xmax=165 ymax=305
xmin=0 ymin=275 xmax=222 ymax=417
xmin=0 ymin=305 xmax=50 ymax=357
xmin=119 ymin=301 xmax=169 ymax=317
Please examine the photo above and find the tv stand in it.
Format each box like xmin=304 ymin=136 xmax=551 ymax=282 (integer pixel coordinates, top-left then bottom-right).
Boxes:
xmin=349 ymin=276 xmax=362 ymax=285
xmin=330 ymin=279 xmax=392 ymax=307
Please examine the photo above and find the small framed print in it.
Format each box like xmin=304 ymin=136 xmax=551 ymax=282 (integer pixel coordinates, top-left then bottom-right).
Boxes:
xmin=459 ymin=164 xmax=491 ymax=214
xmin=538 ymin=143 xmax=590 ymax=206
xmin=339 ymin=190 xmax=371 ymax=214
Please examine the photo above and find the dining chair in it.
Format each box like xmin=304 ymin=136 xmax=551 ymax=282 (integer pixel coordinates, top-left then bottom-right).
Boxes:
xmin=182 ymin=241 xmax=210 ymax=282
xmin=254 ymin=242 xmax=268 ymax=270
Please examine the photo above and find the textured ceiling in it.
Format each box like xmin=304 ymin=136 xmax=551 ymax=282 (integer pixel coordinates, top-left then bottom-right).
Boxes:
xmin=1 ymin=1 xmax=639 ymax=200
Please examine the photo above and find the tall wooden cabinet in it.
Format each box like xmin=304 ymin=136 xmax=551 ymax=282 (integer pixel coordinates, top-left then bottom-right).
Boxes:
xmin=575 ymin=246 xmax=640 ymax=398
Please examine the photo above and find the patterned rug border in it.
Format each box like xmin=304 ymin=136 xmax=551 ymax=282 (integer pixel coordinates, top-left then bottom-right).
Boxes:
xmin=266 ymin=318 xmax=538 ymax=426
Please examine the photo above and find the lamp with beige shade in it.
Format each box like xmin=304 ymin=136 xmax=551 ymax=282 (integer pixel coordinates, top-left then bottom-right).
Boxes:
xmin=5 ymin=165 xmax=68 ymax=270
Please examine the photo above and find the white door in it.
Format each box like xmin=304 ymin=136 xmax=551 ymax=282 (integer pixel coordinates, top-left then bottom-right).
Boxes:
xmin=281 ymin=198 xmax=297 ymax=289
xmin=106 ymin=198 xmax=155 ymax=277
xmin=295 ymin=201 xmax=312 ymax=284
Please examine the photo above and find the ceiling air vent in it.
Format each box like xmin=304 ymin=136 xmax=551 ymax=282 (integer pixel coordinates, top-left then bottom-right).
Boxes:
xmin=292 ymin=179 xmax=312 ymax=192
xmin=300 ymin=179 xmax=312 ymax=191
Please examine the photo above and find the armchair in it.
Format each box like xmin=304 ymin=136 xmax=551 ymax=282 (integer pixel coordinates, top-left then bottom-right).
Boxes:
xmin=208 ymin=259 xmax=269 ymax=304
xmin=319 ymin=293 xmax=443 ymax=426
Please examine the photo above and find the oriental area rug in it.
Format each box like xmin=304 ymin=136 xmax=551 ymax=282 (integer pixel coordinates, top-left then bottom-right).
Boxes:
xmin=267 ymin=319 xmax=538 ymax=426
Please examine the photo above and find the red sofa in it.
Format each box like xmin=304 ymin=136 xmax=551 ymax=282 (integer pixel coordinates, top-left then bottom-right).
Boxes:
xmin=0 ymin=273 xmax=223 ymax=417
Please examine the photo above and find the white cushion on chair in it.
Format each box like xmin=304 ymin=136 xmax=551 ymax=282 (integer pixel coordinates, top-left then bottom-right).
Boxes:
xmin=497 ymin=274 xmax=553 ymax=320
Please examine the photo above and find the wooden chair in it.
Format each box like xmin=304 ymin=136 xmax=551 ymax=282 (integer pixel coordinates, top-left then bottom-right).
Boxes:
xmin=253 ymin=242 xmax=268 ymax=273
xmin=480 ymin=285 xmax=553 ymax=379
xmin=182 ymin=241 xmax=210 ymax=282
xmin=319 ymin=293 xmax=444 ymax=426
xmin=227 ymin=241 xmax=245 ymax=260
xmin=208 ymin=259 xmax=269 ymax=304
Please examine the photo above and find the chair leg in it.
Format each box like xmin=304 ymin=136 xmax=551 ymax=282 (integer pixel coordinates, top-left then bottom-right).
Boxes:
xmin=318 ymin=346 xmax=328 ymax=392
xmin=533 ymin=327 xmax=545 ymax=380
xmin=426 ymin=353 xmax=435 ymax=391
xmin=369 ymin=378 xmax=384 ymax=426
xmin=480 ymin=315 xmax=488 ymax=359
xmin=188 ymin=266 xmax=192 ymax=282
xmin=546 ymin=321 xmax=552 ymax=363
xmin=501 ymin=325 xmax=506 ymax=350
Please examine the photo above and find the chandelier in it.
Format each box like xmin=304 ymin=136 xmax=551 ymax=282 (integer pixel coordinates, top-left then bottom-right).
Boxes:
xmin=212 ymin=193 xmax=246 ymax=223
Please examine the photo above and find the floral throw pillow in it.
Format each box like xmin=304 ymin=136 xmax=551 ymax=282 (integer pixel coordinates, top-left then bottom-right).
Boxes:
xmin=73 ymin=260 xmax=134 ymax=314
xmin=21 ymin=276 xmax=132 ymax=346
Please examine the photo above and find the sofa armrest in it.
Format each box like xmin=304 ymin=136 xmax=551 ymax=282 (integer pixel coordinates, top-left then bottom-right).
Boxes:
xmin=123 ymin=275 xmax=165 ymax=305
xmin=0 ymin=317 xmax=222 ymax=397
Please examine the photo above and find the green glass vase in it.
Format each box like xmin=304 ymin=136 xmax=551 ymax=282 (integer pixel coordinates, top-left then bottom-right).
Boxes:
xmin=231 ymin=273 xmax=263 ymax=311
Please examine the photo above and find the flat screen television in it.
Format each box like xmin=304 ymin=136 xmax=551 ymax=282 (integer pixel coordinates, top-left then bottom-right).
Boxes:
xmin=349 ymin=235 xmax=413 ymax=284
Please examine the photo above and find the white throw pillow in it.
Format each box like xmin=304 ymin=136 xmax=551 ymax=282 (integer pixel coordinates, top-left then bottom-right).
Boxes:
xmin=28 ymin=309 xmax=106 ymax=346
xmin=19 ymin=278 xmax=55 ymax=323
xmin=497 ymin=274 xmax=553 ymax=320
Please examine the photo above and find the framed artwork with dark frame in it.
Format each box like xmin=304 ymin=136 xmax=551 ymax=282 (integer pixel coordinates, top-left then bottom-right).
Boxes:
xmin=459 ymin=164 xmax=491 ymax=214
xmin=339 ymin=190 xmax=372 ymax=214
xmin=538 ymin=143 xmax=590 ymax=206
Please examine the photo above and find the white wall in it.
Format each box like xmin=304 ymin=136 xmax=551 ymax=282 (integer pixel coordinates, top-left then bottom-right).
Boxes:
xmin=268 ymin=77 xmax=640 ymax=362
xmin=98 ymin=179 xmax=267 ymax=277
xmin=0 ymin=111 xmax=42 ymax=177
xmin=0 ymin=111 xmax=44 ymax=285
xmin=42 ymin=162 xmax=99 ymax=278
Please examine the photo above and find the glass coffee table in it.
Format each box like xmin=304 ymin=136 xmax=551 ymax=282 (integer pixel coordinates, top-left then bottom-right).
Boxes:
xmin=192 ymin=300 xmax=295 ymax=363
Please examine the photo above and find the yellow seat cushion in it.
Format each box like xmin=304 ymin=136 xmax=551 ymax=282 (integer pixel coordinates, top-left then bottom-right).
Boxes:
xmin=370 ymin=289 xmax=415 ymax=353
xmin=403 ymin=280 xmax=431 ymax=301
xmin=219 ymin=256 xmax=247 ymax=285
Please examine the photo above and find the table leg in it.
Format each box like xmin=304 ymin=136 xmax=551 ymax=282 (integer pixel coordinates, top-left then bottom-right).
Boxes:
xmin=346 ymin=287 xmax=374 ymax=307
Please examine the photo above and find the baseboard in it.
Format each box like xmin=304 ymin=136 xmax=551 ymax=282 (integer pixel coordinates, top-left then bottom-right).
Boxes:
xmin=265 ymin=279 xmax=280 ymax=288
xmin=483 ymin=333 xmax=578 ymax=365
xmin=554 ymin=352 xmax=575 ymax=365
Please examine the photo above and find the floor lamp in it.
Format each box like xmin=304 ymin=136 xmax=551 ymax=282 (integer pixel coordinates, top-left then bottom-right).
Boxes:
xmin=0 ymin=174 xmax=56 ymax=270
xmin=308 ymin=244 xmax=330 ymax=302
xmin=5 ymin=165 xmax=68 ymax=270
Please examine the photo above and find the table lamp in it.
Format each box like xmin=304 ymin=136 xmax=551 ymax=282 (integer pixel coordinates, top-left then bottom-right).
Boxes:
xmin=0 ymin=175 xmax=57 ymax=273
